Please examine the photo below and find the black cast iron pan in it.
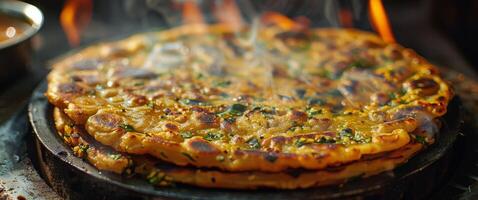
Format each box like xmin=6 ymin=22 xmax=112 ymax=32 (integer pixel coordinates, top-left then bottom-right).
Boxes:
xmin=28 ymin=80 xmax=463 ymax=200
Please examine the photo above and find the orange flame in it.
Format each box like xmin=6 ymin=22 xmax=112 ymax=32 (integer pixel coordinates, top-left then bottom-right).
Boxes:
xmin=60 ymin=0 xmax=92 ymax=47
xmin=261 ymin=12 xmax=310 ymax=32
xmin=182 ymin=1 xmax=205 ymax=25
xmin=214 ymin=0 xmax=243 ymax=31
xmin=369 ymin=0 xmax=395 ymax=43
xmin=261 ymin=12 xmax=296 ymax=30
xmin=339 ymin=9 xmax=353 ymax=28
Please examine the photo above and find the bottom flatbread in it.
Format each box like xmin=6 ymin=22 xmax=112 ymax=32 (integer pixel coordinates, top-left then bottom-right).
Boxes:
xmin=53 ymin=107 xmax=422 ymax=189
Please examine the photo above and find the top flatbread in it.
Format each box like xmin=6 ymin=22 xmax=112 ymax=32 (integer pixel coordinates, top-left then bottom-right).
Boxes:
xmin=46 ymin=24 xmax=452 ymax=172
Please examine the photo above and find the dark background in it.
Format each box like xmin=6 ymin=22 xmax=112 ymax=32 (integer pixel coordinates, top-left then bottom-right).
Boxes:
xmin=22 ymin=0 xmax=478 ymax=75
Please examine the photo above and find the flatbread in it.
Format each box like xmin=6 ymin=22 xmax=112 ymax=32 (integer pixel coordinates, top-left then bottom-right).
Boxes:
xmin=46 ymin=24 xmax=452 ymax=172
xmin=53 ymin=107 xmax=422 ymax=189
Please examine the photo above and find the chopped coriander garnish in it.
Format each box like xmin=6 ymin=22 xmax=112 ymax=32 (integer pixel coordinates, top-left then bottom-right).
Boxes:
xmin=414 ymin=135 xmax=428 ymax=145
xmin=316 ymin=137 xmax=336 ymax=144
xmin=119 ymin=124 xmax=136 ymax=132
xmin=79 ymin=144 xmax=89 ymax=152
xmin=110 ymin=154 xmax=122 ymax=160
xmin=95 ymin=85 xmax=105 ymax=90
xmin=215 ymin=155 xmax=225 ymax=162
xmin=203 ymin=132 xmax=223 ymax=141
xmin=339 ymin=128 xmax=354 ymax=137
xmin=306 ymin=108 xmax=322 ymax=117
xmin=219 ymin=104 xmax=247 ymax=117
xmin=399 ymin=88 xmax=407 ymax=96
xmin=246 ymin=137 xmax=261 ymax=149
xmin=295 ymin=89 xmax=306 ymax=99
xmin=146 ymin=170 xmax=165 ymax=185
xmin=219 ymin=93 xmax=230 ymax=98
xmin=179 ymin=99 xmax=208 ymax=106
xmin=180 ymin=131 xmax=193 ymax=139
xmin=134 ymin=82 xmax=145 ymax=86
xmin=147 ymin=101 xmax=155 ymax=109
xmin=388 ymin=92 xmax=397 ymax=100
xmin=349 ymin=59 xmax=372 ymax=68
xmin=224 ymin=117 xmax=236 ymax=123
xmin=264 ymin=153 xmax=278 ymax=163
xmin=352 ymin=133 xmax=371 ymax=143
xmin=196 ymin=73 xmax=204 ymax=79
xmin=294 ymin=138 xmax=308 ymax=147
xmin=327 ymin=89 xmax=342 ymax=97
xmin=215 ymin=80 xmax=231 ymax=87
xmin=307 ymin=98 xmax=326 ymax=106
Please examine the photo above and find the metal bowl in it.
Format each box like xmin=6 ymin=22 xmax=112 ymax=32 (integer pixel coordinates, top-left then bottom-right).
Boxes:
xmin=0 ymin=0 xmax=43 ymax=83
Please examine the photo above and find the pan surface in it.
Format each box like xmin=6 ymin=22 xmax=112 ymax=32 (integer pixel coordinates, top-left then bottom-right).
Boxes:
xmin=28 ymin=81 xmax=462 ymax=200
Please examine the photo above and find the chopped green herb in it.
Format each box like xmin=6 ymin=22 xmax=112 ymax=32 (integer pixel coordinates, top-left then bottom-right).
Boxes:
xmin=181 ymin=152 xmax=196 ymax=162
xmin=339 ymin=128 xmax=354 ymax=137
xmin=219 ymin=93 xmax=230 ymax=98
xmin=414 ymin=135 xmax=428 ymax=145
xmin=147 ymin=101 xmax=155 ymax=109
xmin=399 ymin=88 xmax=407 ymax=96
xmin=294 ymin=138 xmax=309 ymax=147
xmin=179 ymin=99 xmax=208 ymax=106
xmin=196 ymin=73 xmax=204 ymax=79
xmin=349 ymin=59 xmax=372 ymax=68
xmin=308 ymin=98 xmax=326 ymax=106
xmin=246 ymin=137 xmax=261 ymax=149
xmin=180 ymin=131 xmax=193 ymax=139
xmin=327 ymin=89 xmax=342 ymax=97
xmin=134 ymin=82 xmax=145 ymax=86
xmin=146 ymin=170 xmax=165 ymax=185
xmin=295 ymin=89 xmax=306 ymax=99
xmin=264 ymin=153 xmax=278 ymax=163
xmin=316 ymin=137 xmax=336 ymax=144
xmin=319 ymin=70 xmax=335 ymax=79
xmin=79 ymin=144 xmax=89 ymax=152
xmin=119 ymin=124 xmax=136 ymax=132
xmin=288 ymin=121 xmax=300 ymax=132
xmin=203 ymin=132 xmax=223 ymax=141
xmin=219 ymin=104 xmax=247 ymax=117
xmin=95 ymin=85 xmax=105 ymax=90
xmin=254 ymin=97 xmax=265 ymax=102
xmin=215 ymin=155 xmax=225 ymax=162
xmin=388 ymin=92 xmax=397 ymax=100
xmin=353 ymin=133 xmax=371 ymax=143
xmin=296 ymin=42 xmax=311 ymax=51
xmin=306 ymin=108 xmax=322 ymax=117
xmin=215 ymin=80 xmax=232 ymax=87
xmin=110 ymin=154 xmax=122 ymax=160
xmin=224 ymin=117 xmax=236 ymax=123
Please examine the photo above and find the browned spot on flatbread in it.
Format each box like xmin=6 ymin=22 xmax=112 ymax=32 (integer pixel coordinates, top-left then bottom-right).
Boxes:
xmin=197 ymin=113 xmax=218 ymax=126
xmin=290 ymin=110 xmax=307 ymax=123
xmin=59 ymin=83 xmax=84 ymax=94
xmin=164 ymin=123 xmax=179 ymax=132
xmin=89 ymin=113 xmax=123 ymax=131
xmin=187 ymin=138 xmax=220 ymax=154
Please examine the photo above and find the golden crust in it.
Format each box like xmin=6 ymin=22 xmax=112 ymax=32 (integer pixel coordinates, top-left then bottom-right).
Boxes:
xmin=46 ymin=24 xmax=452 ymax=172
xmin=53 ymin=107 xmax=422 ymax=189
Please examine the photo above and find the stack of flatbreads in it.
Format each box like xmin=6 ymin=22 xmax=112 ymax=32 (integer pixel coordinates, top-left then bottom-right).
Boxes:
xmin=46 ymin=24 xmax=452 ymax=189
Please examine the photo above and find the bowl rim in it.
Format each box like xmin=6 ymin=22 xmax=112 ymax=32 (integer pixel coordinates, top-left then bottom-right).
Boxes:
xmin=0 ymin=0 xmax=44 ymax=49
